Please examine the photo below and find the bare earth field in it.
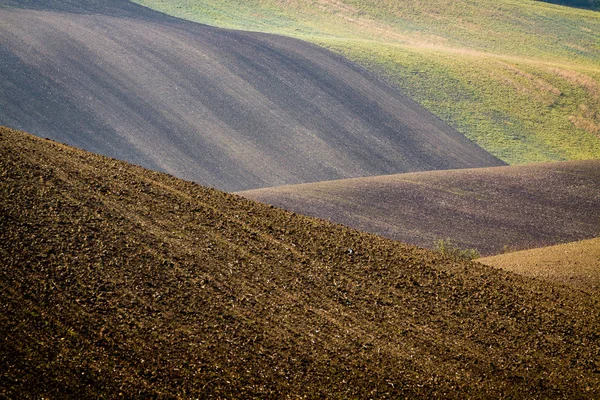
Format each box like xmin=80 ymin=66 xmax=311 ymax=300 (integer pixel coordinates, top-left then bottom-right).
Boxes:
xmin=239 ymin=161 xmax=600 ymax=256
xmin=1 ymin=127 xmax=599 ymax=398
xmin=479 ymin=238 xmax=600 ymax=293
xmin=0 ymin=0 xmax=502 ymax=192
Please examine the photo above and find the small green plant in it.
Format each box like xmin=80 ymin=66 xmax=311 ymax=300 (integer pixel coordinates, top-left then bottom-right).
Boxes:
xmin=502 ymin=244 xmax=515 ymax=254
xmin=434 ymin=238 xmax=480 ymax=260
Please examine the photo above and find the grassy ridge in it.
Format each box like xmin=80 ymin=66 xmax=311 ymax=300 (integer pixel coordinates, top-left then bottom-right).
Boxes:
xmin=133 ymin=0 xmax=600 ymax=164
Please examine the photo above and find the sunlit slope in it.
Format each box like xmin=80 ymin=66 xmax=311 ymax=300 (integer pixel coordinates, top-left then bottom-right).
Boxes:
xmin=2 ymin=126 xmax=600 ymax=398
xmin=479 ymin=237 xmax=600 ymax=292
xmin=0 ymin=1 xmax=503 ymax=192
xmin=239 ymin=160 xmax=600 ymax=256
xmin=135 ymin=0 xmax=600 ymax=164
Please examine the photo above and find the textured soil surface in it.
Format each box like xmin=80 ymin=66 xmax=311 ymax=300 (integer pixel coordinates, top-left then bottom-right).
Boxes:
xmin=0 ymin=0 xmax=503 ymax=192
xmin=239 ymin=161 xmax=600 ymax=256
xmin=479 ymin=238 xmax=600 ymax=293
xmin=2 ymin=126 xmax=599 ymax=398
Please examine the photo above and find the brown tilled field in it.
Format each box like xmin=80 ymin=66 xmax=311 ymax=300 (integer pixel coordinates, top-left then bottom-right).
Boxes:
xmin=1 ymin=126 xmax=599 ymax=398
xmin=239 ymin=161 xmax=600 ymax=256
xmin=479 ymin=238 xmax=600 ymax=293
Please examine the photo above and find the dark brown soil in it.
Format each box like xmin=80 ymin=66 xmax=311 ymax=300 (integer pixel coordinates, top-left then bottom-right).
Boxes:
xmin=0 ymin=0 xmax=504 ymax=192
xmin=239 ymin=161 xmax=600 ymax=256
xmin=1 ymin=126 xmax=599 ymax=398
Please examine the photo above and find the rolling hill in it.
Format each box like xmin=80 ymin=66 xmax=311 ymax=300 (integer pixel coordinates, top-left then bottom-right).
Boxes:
xmin=2 ymin=126 xmax=600 ymax=398
xmin=135 ymin=0 xmax=600 ymax=164
xmin=479 ymin=237 xmax=600 ymax=293
xmin=239 ymin=160 xmax=600 ymax=256
xmin=540 ymin=0 xmax=600 ymax=10
xmin=0 ymin=0 xmax=503 ymax=192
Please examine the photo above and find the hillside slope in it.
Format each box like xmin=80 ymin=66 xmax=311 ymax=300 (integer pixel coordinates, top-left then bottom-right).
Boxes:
xmin=479 ymin=238 xmax=600 ymax=293
xmin=0 ymin=0 xmax=503 ymax=192
xmin=1 ymin=126 xmax=599 ymax=398
xmin=135 ymin=0 xmax=600 ymax=164
xmin=539 ymin=0 xmax=600 ymax=10
xmin=239 ymin=161 xmax=600 ymax=256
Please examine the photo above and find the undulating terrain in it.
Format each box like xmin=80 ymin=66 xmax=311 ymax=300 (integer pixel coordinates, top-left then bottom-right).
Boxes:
xmin=0 ymin=0 xmax=504 ymax=192
xmin=239 ymin=160 xmax=600 ymax=256
xmin=2 ymin=0 xmax=599 ymax=398
xmin=2 ymin=126 xmax=600 ymax=398
xmin=479 ymin=237 xmax=600 ymax=293
xmin=135 ymin=0 xmax=600 ymax=164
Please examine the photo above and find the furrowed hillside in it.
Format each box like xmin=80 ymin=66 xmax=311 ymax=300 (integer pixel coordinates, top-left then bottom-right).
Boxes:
xmin=479 ymin=237 xmax=600 ymax=293
xmin=135 ymin=0 xmax=600 ymax=164
xmin=2 ymin=126 xmax=599 ymax=398
xmin=239 ymin=161 xmax=600 ymax=256
xmin=0 ymin=0 xmax=503 ymax=192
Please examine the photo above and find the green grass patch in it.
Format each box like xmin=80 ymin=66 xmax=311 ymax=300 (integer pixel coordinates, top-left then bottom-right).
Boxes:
xmin=133 ymin=0 xmax=600 ymax=163
xmin=434 ymin=238 xmax=481 ymax=260
xmin=323 ymin=40 xmax=600 ymax=163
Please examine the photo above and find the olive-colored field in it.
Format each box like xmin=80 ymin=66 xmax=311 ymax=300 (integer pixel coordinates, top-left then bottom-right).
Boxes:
xmin=2 ymin=126 xmax=599 ymax=398
xmin=0 ymin=0 xmax=502 ymax=192
xmin=239 ymin=161 xmax=600 ymax=256
xmin=479 ymin=238 xmax=600 ymax=293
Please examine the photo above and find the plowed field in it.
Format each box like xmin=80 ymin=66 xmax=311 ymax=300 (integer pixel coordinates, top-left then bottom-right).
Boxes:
xmin=0 ymin=0 xmax=503 ymax=191
xmin=240 ymin=161 xmax=600 ymax=256
xmin=1 ymin=127 xmax=599 ymax=398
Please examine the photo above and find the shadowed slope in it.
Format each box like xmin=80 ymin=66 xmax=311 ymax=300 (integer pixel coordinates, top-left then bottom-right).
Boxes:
xmin=1 ymin=126 xmax=599 ymax=398
xmin=0 ymin=0 xmax=503 ymax=192
xmin=539 ymin=0 xmax=599 ymax=11
xmin=239 ymin=161 xmax=600 ymax=256
xmin=479 ymin=238 xmax=600 ymax=293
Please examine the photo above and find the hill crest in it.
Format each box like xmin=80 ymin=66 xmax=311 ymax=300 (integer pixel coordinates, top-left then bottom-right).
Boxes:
xmin=133 ymin=0 xmax=600 ymax=165
xmin=239 ymin=160 xmax=600 ymax=256
xmin=1 ymin=126 xmax=599 ymax=397
xmin=479 ymin=237 xmax=600 ymax=292
xmin=0 ymin=0 xmax=503 ymax=191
